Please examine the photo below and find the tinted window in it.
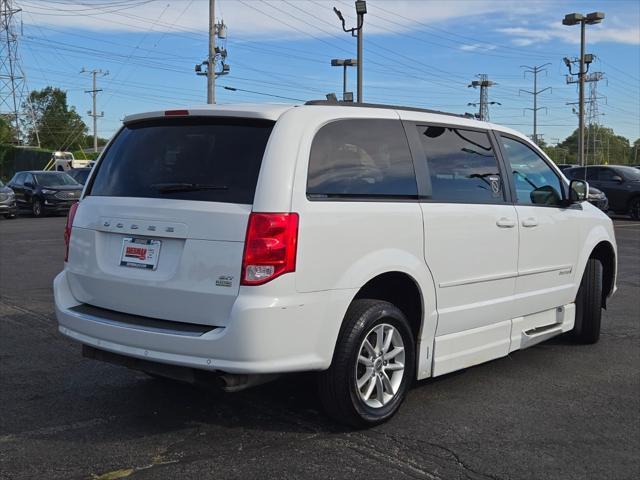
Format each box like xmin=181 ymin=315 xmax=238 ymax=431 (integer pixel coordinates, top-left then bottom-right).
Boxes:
xmin=416 ymin=125 xmax=504 ymax=203
xmin=500 ymin=136 xmax=563 ymax=206
xmin=34 ymin=172 xmax=78 ymax=186
xmin=307 ymin=119 xmax=417 ymax=198
xmin=597 ymin=168 xmax=620 ymax=181
xmin=69 ymin=169 xmax=90 ymax=184
xmin=563 ymin=167 xmax=592 ymax=181
xmin=89 ymin=117 xmax=274 ymax=204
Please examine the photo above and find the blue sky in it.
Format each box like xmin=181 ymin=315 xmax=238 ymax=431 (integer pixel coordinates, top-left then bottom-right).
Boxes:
xmin=14 ymin=0 xmax=640 ymax=145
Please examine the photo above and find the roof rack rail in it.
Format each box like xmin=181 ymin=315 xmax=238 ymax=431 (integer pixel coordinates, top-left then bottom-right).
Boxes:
xmin=304 ymin=100 xmax=471 ymax=119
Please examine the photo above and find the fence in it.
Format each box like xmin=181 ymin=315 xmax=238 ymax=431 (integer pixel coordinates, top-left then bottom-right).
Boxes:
xmin=0 ymin=146 xmax=52 ymax=180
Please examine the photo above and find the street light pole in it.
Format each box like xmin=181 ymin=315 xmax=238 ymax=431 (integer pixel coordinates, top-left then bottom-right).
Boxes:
xmin=563 ymin=11 xmax=604 ymax=167
xmin=333 ymin=1 xmax=367 ymax=103
xmin=577 ymin=20 xmax=585 ymax=166
xmin=331 ymin=58 xmax=357 ymax=101
xmin=356 ymin=6 xmax=364 ymax=102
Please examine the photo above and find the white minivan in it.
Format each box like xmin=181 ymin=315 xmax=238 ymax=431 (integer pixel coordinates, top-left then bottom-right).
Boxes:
xmin=54 ymin=102 xmax=617 ymax=426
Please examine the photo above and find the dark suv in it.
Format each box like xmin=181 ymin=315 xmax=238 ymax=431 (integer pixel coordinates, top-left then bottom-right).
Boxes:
xmin=564 ymin=165 xmax=640 ymax=220
xmin=7 ymin=171 xmax=83 ymax=217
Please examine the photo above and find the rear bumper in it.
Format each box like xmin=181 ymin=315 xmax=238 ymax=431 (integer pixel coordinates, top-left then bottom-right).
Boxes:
xmin=54 ymin=270 xmax=353 ymax=375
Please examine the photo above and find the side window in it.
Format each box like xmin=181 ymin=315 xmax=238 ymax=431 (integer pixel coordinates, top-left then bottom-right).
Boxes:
xmin=500 ymin=136 xmax=563 ymax=207
xmin=416 ymin=125 xmax=505 ymax=204
xmin=598 ymin=169 xmax=618 ymax=181
xmin=584 ymin=168 xmax=598 ymax=180
xmin=307 ymin=119 xmax=417 ymax=198
xmin=24 ymin=173 xmax=34 ymax=185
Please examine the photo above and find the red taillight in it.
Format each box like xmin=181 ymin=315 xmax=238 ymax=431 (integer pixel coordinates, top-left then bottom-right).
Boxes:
xmin=164 ymin=109 xmax=189 ymax=116
xmin=64 ymin=202 xmax=79 ymax=262
xmin=241 ymin=212 xmax=299 ymax=286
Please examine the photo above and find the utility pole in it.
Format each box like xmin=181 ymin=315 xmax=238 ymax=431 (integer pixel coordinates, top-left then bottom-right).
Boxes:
xmin=468 ymin=74 xmax=499 ymax=121
xmin=81 ymin=68 xmax=108 ymax=153
xmin=520 ymin=64 xmax=551 ymax=145
xmin=562 ymin=11 xmax=605 ymax=167
xmin=333 ymin=1 xmax=367 ymax=103
xmin=208 ymin=0 xmax=215 ymax=103
xmin=195 ymin=0 xmax=229 ymax=104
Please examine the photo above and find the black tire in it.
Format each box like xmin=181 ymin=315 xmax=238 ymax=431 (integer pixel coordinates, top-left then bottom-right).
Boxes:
xmin=572 ymin=258 xmax=603 ymax=344
xmin=318 ymin=299 xmax=415 ymax=428
xmin=629 ymin=197 xmax=640 ymax=221
xmin=32 ymin=198 xmax=43 ymax=217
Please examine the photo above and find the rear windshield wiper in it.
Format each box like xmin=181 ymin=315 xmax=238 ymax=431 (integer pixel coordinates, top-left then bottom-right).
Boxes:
xmin=151 ymin=183 xmax=229 ymax=193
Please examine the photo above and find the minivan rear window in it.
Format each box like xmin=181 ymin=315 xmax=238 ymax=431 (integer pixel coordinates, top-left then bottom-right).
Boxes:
xmin=88 ymin=117 xmax=274 ymax=204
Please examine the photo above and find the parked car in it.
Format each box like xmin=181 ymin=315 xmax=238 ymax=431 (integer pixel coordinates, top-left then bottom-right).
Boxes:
xmin=587 ymin=186 xmax=609 ymax=212
xmin=0 ymin=179 xmax=17 ymax=219
xmin=564 ymin=165 xmax=640 ymax=220
xmin=67 ymin=167 xmax=92 ymax=185
xmin=48 ymin=151 xmax=92 ymax=171
xmin=555 ymin=163 xmax=578 ymax=171
xmin=54 ymin=103 xmax=617 ymax=427
xmin=8 ymin=171 xmax=83 ymax=217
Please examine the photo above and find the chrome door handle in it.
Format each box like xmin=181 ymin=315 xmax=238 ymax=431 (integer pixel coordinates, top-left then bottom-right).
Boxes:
xmin=522 ymin=218 xmax=538 ymax=228
xmin=496 ymin=217 xmax=516 ymax=228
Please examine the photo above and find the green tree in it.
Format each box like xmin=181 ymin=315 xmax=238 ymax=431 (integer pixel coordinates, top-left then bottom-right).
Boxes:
xmin=558 ymin=126 xmax=632 ymax=165
xmin=21 ymin=87 xmax=87 ymax=150
xmin=0 ymin=115 xmax=15 ymax=144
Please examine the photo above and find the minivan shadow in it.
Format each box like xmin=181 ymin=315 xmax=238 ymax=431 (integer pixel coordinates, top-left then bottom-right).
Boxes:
xmin=89 ymin=371 xmax=340 ymax=440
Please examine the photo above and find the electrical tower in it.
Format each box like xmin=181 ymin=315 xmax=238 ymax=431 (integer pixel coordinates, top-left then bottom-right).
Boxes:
xmin=566 ymin=63 xmax=605 ymax=165
xmin=1 ymin=0 xmax=27 ymax=144
xmin=520 ymin=64 xmax=552 ymax=146
xmin=81 ymin=68 xmax=108 ymax=153
xmin=468 ymin=74 xmax=499 ymax=121
xmin=585 ymin=72 xmax=606 ymax=164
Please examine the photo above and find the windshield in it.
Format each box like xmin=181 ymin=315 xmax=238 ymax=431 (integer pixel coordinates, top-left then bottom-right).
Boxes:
xmin=0 ymin=180 xmax=4 ymax=187
xmin=34 ymin=172 xmax=80 ymax=186
xmin=88 ymin=117 xmax=274 ymax=204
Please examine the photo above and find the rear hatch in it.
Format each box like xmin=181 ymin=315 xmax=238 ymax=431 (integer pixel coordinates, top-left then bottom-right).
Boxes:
xmin=67 ymin=116 xmax=274 ymax=326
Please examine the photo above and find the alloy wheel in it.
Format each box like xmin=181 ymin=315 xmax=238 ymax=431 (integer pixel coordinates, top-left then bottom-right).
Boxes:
xmin=355 ymin=323 xmax=405 ymax=408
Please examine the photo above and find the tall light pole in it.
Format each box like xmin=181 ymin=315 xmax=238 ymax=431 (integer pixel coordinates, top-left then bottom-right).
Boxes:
xmin=562 ymin=11 xmax=605 ymax=167
xmin=331 ymin=58 xmax=357 ymax=101
xmin=333 ymin=1 xmax=367 ymax=103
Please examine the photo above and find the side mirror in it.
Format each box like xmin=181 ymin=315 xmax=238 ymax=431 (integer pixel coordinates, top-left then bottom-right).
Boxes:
xmin=569 ymin=179 xmax=588 ymax=203
xmin=611 ymin=175 xmax=623 ymax=183
xmin=24 ymin=181 xmax=34 ymax=189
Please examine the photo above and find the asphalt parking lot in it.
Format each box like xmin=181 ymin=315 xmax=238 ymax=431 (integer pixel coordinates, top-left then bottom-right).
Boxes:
xmin=0 ymin=216 xmax=638 ymax=480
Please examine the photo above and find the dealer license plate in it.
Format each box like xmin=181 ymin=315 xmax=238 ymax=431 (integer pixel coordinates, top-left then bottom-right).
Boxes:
xmin=120 ymin=237 xmax=161 ymax=270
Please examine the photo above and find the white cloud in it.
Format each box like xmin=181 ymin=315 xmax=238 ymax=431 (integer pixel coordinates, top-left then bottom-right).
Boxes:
xmin=498 ymin=23 xmax=640 ymax=47
xmin=460 ymin=43 xmax=497 ymax=51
